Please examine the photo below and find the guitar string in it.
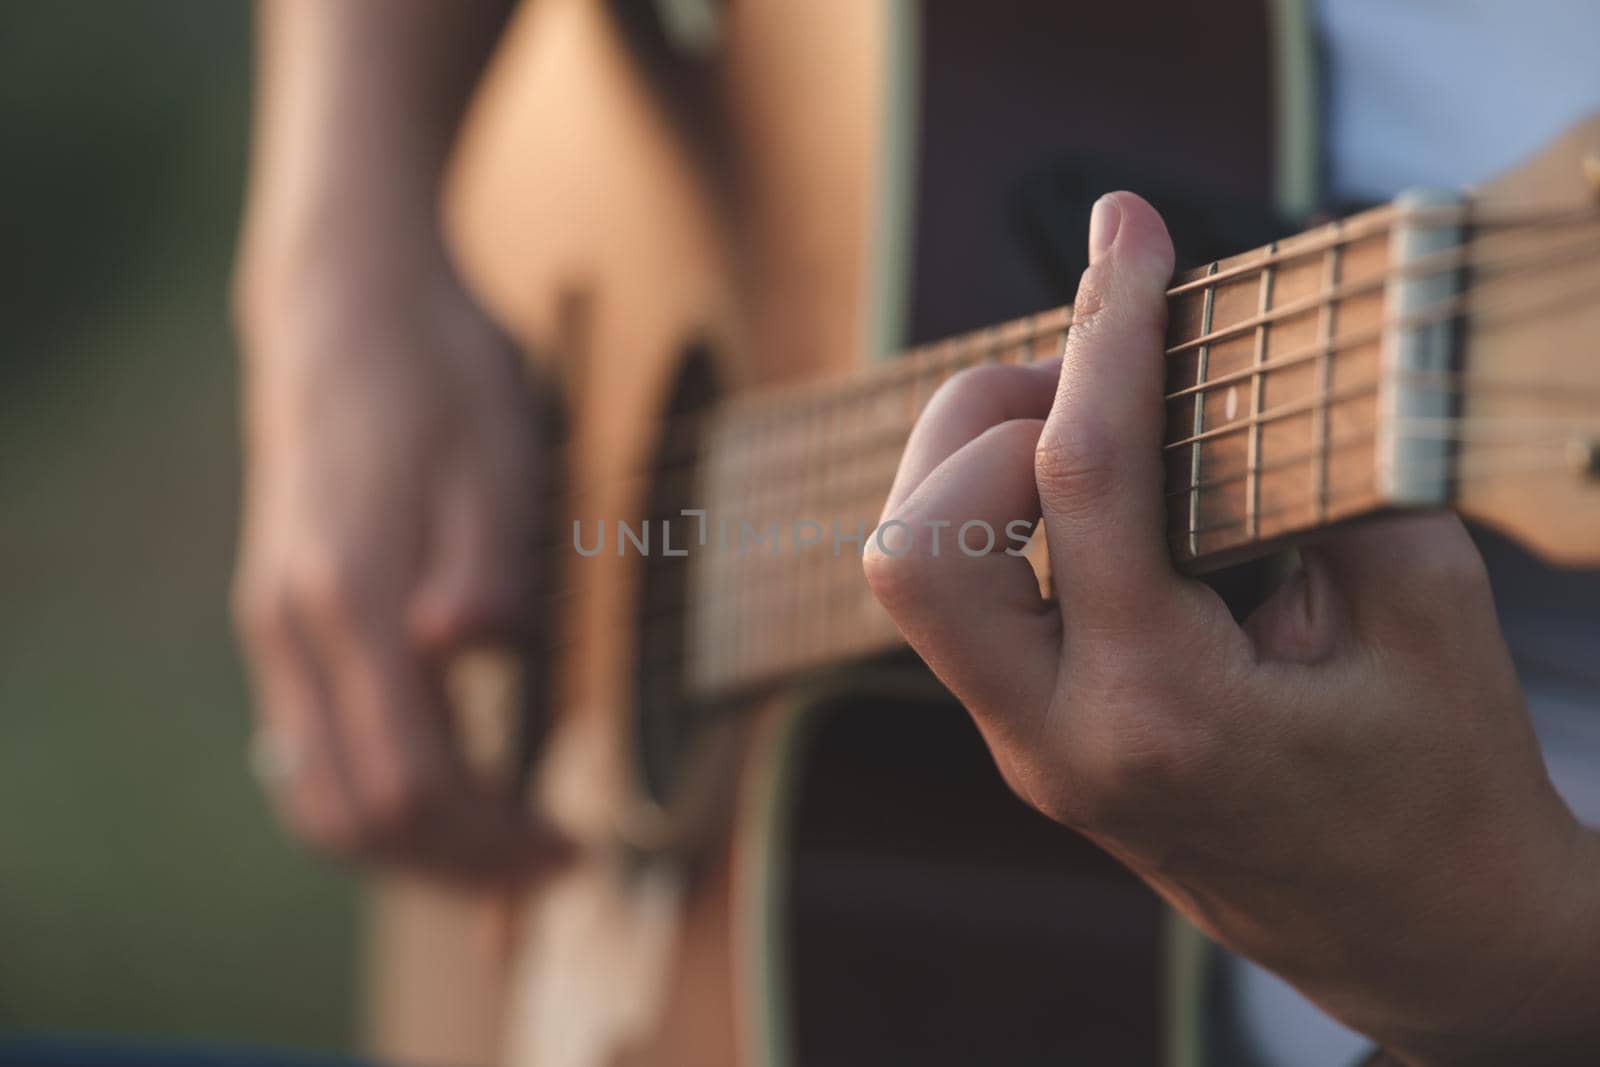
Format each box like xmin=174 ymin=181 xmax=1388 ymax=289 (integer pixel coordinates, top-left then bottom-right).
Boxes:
xmin=1165 ymin=411 xmax=1600 ymax=501
xmin=571 ymin=420 xmax=1596 ymax=564
xmin=542 ymin=390 xmax=1600 ymax=556
xmin=678 ymin=452 xmax=1575 ymax=691
xmin=540 ymin=395 xmax=1600 ymax=559
xmin=528 ymin=218 xmax=1600 ymax=660
xmin=505 ymin=227 xmax=1600 ymax=699
xmin=676 ymin=442 xmax=1591 ymax=682
xmin=533 ymin=206 xmax=1600 ymax=467
xmin=536 ymin=374 xmax=1600 ymax=540
xmin=544 ymin=446 xmax=1591 ymax=675
xmin=1162 ymin=202 xmax=1600 ymax=297
xmin=537 ymin=227 xmax=1600 ymax=537
xmin=682 ymin=204 xmax=1594 ymax=430
xmin=1163 ymin=218 xmax=1600 ymax=358
xmin=547 ymin=240 xmax=1600 ymax=515
xmin=1165 ymin=256 xmax=1600 ymax=451
xmin=609 ymin=378 xmax=1600 ymax=677
xmin=550 ymin=369 xmax=1600 ymax=655
xmin=553 ymin=417 xmax=1599 ymax=637
xmin=1175 ymin=449 xmax=1590 ymax=541
xmin=1163 ymin=232 xmax=1600 ymax=400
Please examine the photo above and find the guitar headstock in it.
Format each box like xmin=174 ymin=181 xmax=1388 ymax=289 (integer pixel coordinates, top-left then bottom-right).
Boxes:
xmin=1449 ymin=114 xmax=1600 ymax=567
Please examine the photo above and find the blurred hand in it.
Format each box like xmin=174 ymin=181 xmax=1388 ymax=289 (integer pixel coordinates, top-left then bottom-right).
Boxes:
xmin=232 ymin=233 xmax=566 ymax=883
xmin=865 ymin=192 xmax=1600 ymax=1064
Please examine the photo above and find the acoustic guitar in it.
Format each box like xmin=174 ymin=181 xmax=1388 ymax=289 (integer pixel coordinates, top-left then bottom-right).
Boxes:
xmin=366 ymin=4 xmax=1600 ymax=1065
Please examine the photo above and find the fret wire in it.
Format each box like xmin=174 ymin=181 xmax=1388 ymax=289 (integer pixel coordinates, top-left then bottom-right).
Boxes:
xmin=543 ymin=216 xmax=1600 ymax=491
xmin=600 ymin=449 xmax=1584 ymax=667
xmin=824 ymin=389 xmax=855 ymax=659
xmin=565 ymin=211 xmax=1600 ymax=680
xmin=536 ymin=207 xmax=1600 ymax=474
xmin=1314 ymin=222 xmax=1343 ymax=522
xmin=716 ymin=334 xmax=1587 ymax=585
xmin=1167 ymin=217 xmax=1365 ymax=297
xmin=1163 ymin=316 xmax=1361 ymax=399
xmin=1247 ymin=242 xmax=1277 ymax=540
xmin=1169 ymin=425 xmax=1374 ymax=498
xmin=1020 ymin=314 xmax=1038 ymax=365
xmin=1187 ymin=263 xmax=1220 ymax=558
xmin=1163 ymin=218 xmax=1600 ymax=360
xmin=1178 ymin=473 xmax=1378 ymax=539
xmin=549 ymin=373 xmax=1598 ymax=541
xmin=1167 ymin=378 xmax=1381 ymax=451
xmin=1171 ymin=446 xmax=1583 ymax=545
xmin=1163 ymin=202 xmax=1598 ymax=298
xmin=797 ymin=398 xmax=815 ymax=665
xmin=685 ymin=209 xmax=1583 ymax=442
xmin=550 ymin=390 xmax=1598 ymax=566
xmin=694 ymin=224 xmax=1600 ymax=549
xmin=560 ymin=412 xmax=1587 ymax=627
xmin=908 ymin=343 xmax=940 ymax=422
xmin=1164 ymin=403 xmax=1599 ymax=503
xmin=579 ymin=436 xmax=1589 ymax=673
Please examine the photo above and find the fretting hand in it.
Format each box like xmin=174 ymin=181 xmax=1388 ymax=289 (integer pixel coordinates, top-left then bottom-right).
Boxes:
xmin=864 ymin=192 xmax=1600 ymax=1064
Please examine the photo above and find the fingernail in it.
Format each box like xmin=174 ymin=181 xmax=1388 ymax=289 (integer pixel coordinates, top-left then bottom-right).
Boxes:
xmin=1089 ymin=194 xmax=1122 ymax=263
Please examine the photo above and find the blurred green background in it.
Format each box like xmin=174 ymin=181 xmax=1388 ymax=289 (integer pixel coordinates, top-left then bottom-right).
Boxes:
xmin=0 ymin=2 xmax=359 ymax=1050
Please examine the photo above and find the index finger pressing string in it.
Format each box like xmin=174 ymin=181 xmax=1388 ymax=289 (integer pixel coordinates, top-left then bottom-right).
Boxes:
xmin=865 ymin=417 xmax=1059 ymax=724
xmin=1037 ymin=193 xmax=1192 ymax=638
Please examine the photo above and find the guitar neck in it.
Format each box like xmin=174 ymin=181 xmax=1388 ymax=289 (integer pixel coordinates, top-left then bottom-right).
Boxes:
xmin=681 ymin=194 xmax=1600 ymax=696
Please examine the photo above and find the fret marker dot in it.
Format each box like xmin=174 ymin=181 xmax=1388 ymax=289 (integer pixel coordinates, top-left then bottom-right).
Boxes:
xmin=1225 ymin=386 xmax=1239 ymax=421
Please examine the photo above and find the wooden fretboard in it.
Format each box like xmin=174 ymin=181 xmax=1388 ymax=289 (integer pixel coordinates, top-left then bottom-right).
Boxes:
xmin=669 ymin=198 xmax=1600 ymax=696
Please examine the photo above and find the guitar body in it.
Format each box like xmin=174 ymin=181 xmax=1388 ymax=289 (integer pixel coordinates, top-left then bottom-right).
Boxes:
xmin=364 ymin=2 xmax=1600 ymax=1064
xmin=445 ymin=5 xmax=921 ymax=1064
xmin=398 ymin=2 xmax=1278 ymax=1064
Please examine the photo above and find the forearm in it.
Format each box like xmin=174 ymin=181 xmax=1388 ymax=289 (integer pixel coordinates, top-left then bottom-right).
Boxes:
xmin=237 ymin=0 xmax=512 ymax=302
xmin=1395 ymin=824 xmax=1600 ymax=1066
xmin=1315 ymin=820 xmax=1600 ymax=1067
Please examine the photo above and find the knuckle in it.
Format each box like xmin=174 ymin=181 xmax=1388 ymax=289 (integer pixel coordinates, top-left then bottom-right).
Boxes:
xmin=932 ymin=363 xmax=1015 ymax=412
xmin=863 ymin=513 xmax=963 ymax=608
xmin=422 ymin=585 xmax=522 ymax=651
xmin=1070 ymin=263 xmax=1110 ymax=325
xmin=861 ymin=532 xmax=929 ymax=614
xmin=282 ymin=799 xmax=363 ymax=858
xmin=1034 ymin=417 xmax=1120 ymax=510
xmin=1381 ymin=527 xmax=1495 ymax=634
xmin=1052 ymin=689 xmax=1197 ymax=833
xmin=922 ymin=363 xmax=1056 ymax=431
xmin=232 ymin=579 xmax=290 ymax=652
xmin=1063 ymin=736 xmax=1166 ymax=833
xmin=291 ymin=556 xmax=365 ymax=631
xmin=983 ymin=416 xmax=1048 ymax=456
xmin=359 ymin=769 xmax=442 ymax=839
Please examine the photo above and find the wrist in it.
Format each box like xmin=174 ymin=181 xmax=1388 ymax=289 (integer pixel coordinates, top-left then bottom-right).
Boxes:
xmin=1395 ymin=825 xmax=1600 ymax=1066
xmin=233 ymin=196 xmax=453 ymax=342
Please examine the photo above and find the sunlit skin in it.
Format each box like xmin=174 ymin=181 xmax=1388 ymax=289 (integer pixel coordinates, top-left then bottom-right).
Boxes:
xmin=865 ymin=192 xmax=1600 ymax=1064
xmin=236 ymin=1 xmax=1599 ymax=1053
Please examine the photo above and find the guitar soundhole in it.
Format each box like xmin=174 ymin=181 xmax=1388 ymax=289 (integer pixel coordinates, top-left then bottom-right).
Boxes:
xmin=633 ymin=348 xmax=720 ymax=805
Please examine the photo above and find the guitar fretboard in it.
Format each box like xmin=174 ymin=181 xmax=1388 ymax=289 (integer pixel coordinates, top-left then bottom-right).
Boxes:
xmin=668 ymin=198 xmax=1600 ymax=695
